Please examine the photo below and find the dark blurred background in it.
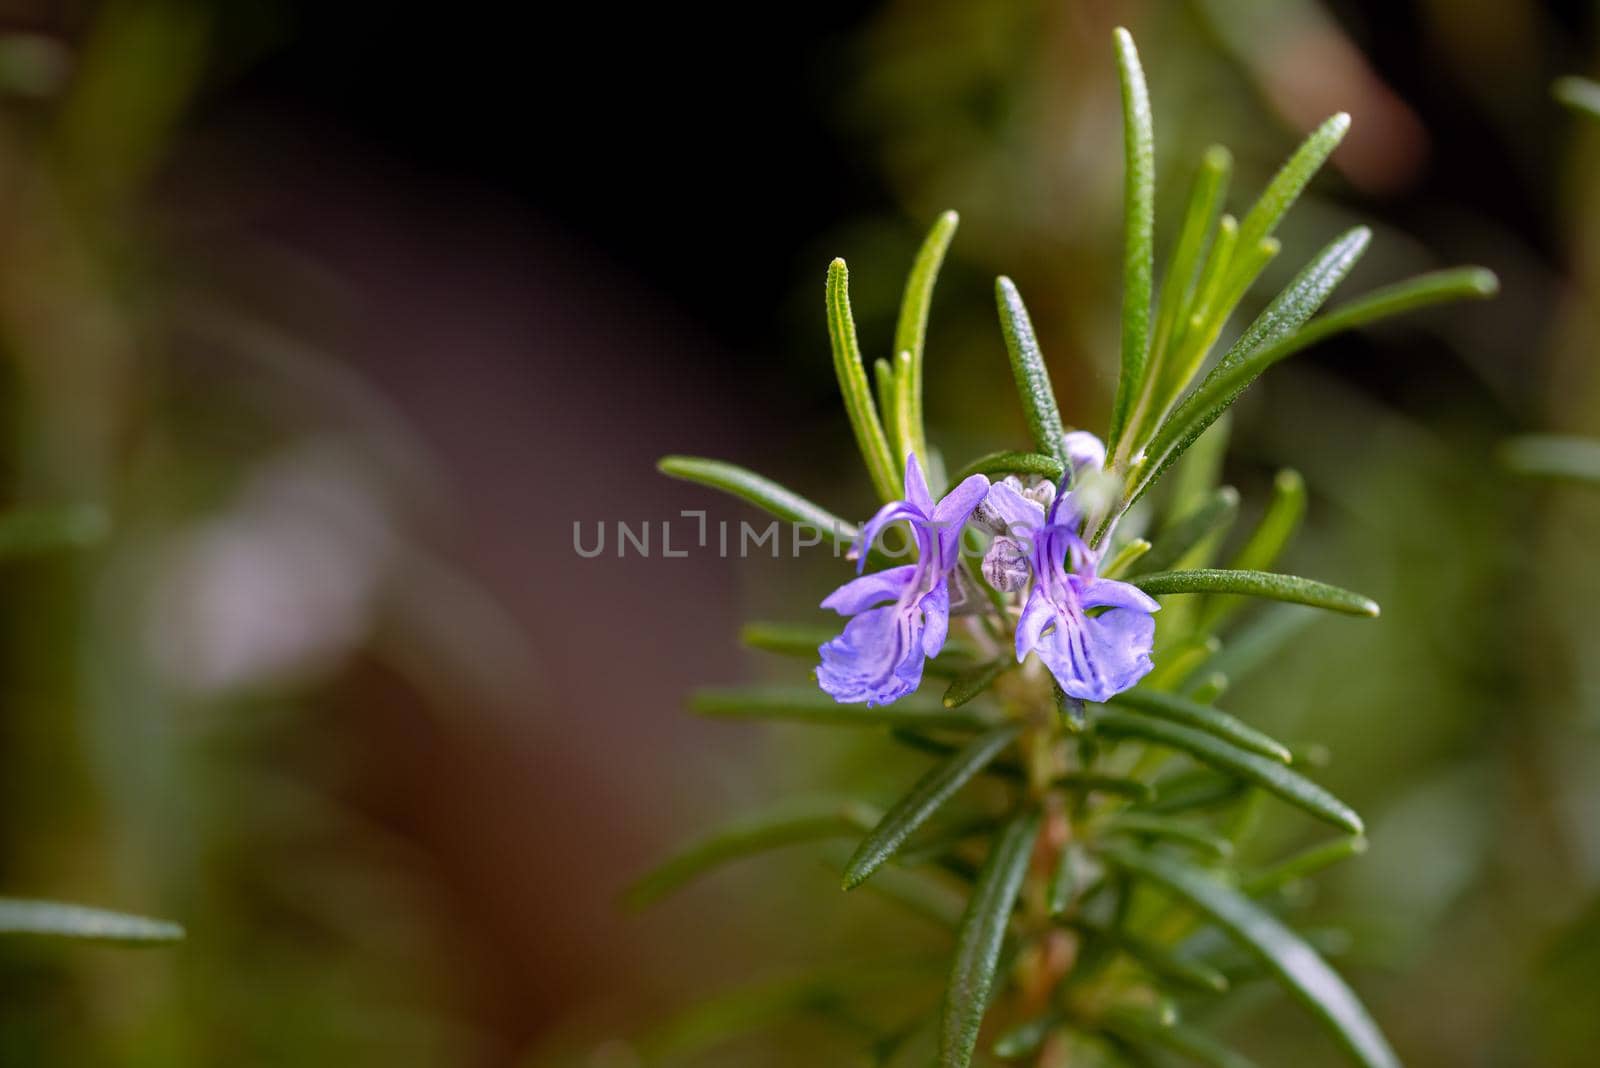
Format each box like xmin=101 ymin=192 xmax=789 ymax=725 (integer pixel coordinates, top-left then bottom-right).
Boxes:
xmin=4 ymin=1 xmax=1600 ymax=1066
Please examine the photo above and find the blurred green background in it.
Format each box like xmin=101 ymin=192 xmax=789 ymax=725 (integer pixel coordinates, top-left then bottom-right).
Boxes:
xmin=1 ymin=1 xmax=1599 ymax=1065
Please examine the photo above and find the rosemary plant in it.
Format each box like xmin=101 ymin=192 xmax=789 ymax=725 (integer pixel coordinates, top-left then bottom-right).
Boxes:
xmin=645 ymin=29 xmax=1495 ymax=1068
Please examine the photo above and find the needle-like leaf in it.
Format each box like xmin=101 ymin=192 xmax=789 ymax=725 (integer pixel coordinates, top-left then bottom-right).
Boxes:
xmin=1107 ymin=26 xmax=1156 ymax=456
xmin=1501 ymin=434 xmax=1600 ymax=484
xmin=941 ymin=809 xmax=1041 ymax=1067
xmin=1234 ymin=113 xmax=1350 ymax=259
xmin=1201 ymin=469 xmax=1307 ymax=630
xmin=1101 ymin=1008 xmax=1260 ymax=1068
xmin=995 ymin=277 xmax=1070 ymax=464
xmin=844 ymin=723 xmax=1023 ymax=889
xmin=1103 ymin=813 xmax=1234 ymax=860
xmin=0 ymin=504 xmax=110 ymax=557
xmin=1132 ymin=568 xmax=1378 ymax=617
xmin=1103 ymin=845 xmax=1399 ymax=1068
xmin=942 ymin=660 xmax=1010 ymax=710
xmin=1555 ymin=75 xmax=1600 ymax=120
xmin=693 ymin=686 xmax=1001 ymax=730
xmin=659 ymin=456 xmax=859 ymax=549
xmin=827 ymin=258 xmax=902 ymax=501
xmin=897 ymin=211 xmax=960 ymax=463
xmin=0 ymin=898 xmax=183 ymax=945
xmin=1093 ymin=711 xmax=1363 ymax=833
xmin=1107 ymin=688 xmax=1291 ymax=762
xmin=945 ymin=450 xmax=1064 ymax=486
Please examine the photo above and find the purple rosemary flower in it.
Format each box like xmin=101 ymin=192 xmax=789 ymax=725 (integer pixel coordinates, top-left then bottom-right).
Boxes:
xmin=982 ymin=432 xmax=1159 ymax=702
xmin=817 ymin=455 xmax=990 ymax=706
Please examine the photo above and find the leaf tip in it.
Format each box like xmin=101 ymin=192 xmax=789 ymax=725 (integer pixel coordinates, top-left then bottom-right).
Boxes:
xmin=1465 ymin=267 xmax=1501 ymax=297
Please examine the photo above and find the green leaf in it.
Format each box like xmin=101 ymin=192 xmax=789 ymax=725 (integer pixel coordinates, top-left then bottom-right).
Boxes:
xmin=897 ymin=210 xmax=960 ymax=463
xmin=1234 ymin=113 xmax=1350 ymax=259
xmin=827 ymin=258 xmax=903 ymax=501
xmin=1103 ymin=845 xmax=1399 ymax=1068
xmin=1137 ymin=227 xmax=1369 ymax=499
xmin=1145 ymin=768 xmax=1249 ymax=814
xmin=1101 ymin=1008 xmax=1260 ymax=1068
xmin=693 ymin=686 xmax=1001 ymax=731
xmin=945 ymin=450 xmax=1064 ymax=486
xmin=942 ymin=660 xmax=1010 ymax=710
xmin=1102 ymin=813 xmax=1234 ymax=861
xmin=1100 ymin=538 xmax=1151 ymax=579
xmin=1137 ymin=146 xmax=1232 ymax=443
xmin=1241 ymin=835 xmax=1368 ymax=896
xmin=0 ymin=504 xmax=110 ymax=557
xmin=1131 ymin=568 xmax=1378 ymax=617
xmin=1131 ymin=487 xmax=1239 ymax=576
xmin=1107 ymin=688 xmax=1291 ymax=762
xmin=875 ymin=356 xmax=902 ymax=461
xmin=1107 ymin=26 xmax=1156 ymax=456
xmin=892 ymin=349 xmax=918 ymax=471
xmin=941 ymin=809 xmax=1041 ymax=1068
xmin=995 ymin=277 xmax=1069 ymax=465
xmin=1142 ymin=262 xmax=1496 ymax=504
xmin=1554 ymin=75 xmax=1600 ymax=121
xmin=844 ymin=723 xmax=1022 ymax=889
xmin=1501 ymin=434 xmax=1600 ymax=484
xmin=1093 ymin=711 xmax=1362 ymax=833
xmin=1200 ymin=469 xmax=1307 ymax=630
xmin=626 ymin=798 xmax=880 ymax=907
xmin=0 ymin=898 xmax=183 ymax=945
xmin=658 ymin=456 xmax=859 ymax=549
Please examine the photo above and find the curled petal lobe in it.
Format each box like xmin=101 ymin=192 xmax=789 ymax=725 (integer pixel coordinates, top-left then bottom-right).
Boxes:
xmin=981 ymin=480 xmax=1047 ymax=540
xmin=1075 ymin=575 xmax=1161 ymax=614
xmin=1063 ymin=430 xmax=1107 ymax=477
xmin=855 ymin=502 xmax=927 ymax=573
xmin=820 ymin=566 xmax=918 ymax=615
xmin=1015 ymin=588 xmax=1055 ymax=661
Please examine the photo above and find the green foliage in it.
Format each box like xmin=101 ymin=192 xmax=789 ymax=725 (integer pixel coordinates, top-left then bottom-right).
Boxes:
xmin=0 ymin=898 xmax=184 ymax=946
xmin=648 ymin=25 xmax=1498 ymax=1068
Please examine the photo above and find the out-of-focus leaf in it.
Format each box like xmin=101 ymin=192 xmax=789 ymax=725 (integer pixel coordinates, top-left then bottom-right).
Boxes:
xmin=941 ymin=809 xmax=1041 ymax=1067
xmin=0 ymin=503 xmax=110 ymax=557
xmin=1094 ymin=712 xmax=1362 ymax=834
xmin=692 ymin=686 xmax=1000 ymax=730
xmin=827 ymin=258 xmax=902 ymax=501
xmin=896 ymin=210 xmax=960 ymax=463
xmin=1554 ymin=75 xmax=1600 ymax=120
xmin=946 ymin=450 xmax=1064 ymax=486
xmin=996 ymin=277 xmax=1069 ymax=465
xmin=658 ymin=457 xmax=859 ymax=549
xmin=1130 ymin=487 xmax=1239 ymax=576
xmin=626 ymin=798 xmax=880 ymax=907
xmin=845 ymin=723 xmax=1022 ymax=889
xmin=942 ymin=660 xmax=1010 ymax=709
xmin=1101 ymin=538 xmax=1152 ymax=578
xmin=1107 ymin=26 xmax=1155 ymax=456
xmin=1102 ymin=813 xmax=1234 ymax=861
xmin=875 ymin=356 xmax=902 ymax=460
xmin=1145 ymin=769 xmax=1249 ymax=814
xmin=0 ymin=898 xmax=183 ymax=945
xmin=1107 ymin=688 xmax=1291 ymax=763
xmin=1132 ymin=568 xmax=1378 ymax=617
xmin=1104 ymin=845 xmax=1399 ymax=1068
xmin=1242 ymin=836 xmax=1368 ymax=896
xmin=1501 ymin=434 xmax=1600 ymax=484
xmin=892 ymin=349 xmax=917 ymax=469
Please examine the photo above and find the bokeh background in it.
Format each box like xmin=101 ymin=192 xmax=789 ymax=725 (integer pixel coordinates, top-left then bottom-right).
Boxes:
xmin=2 ymin=1 xmax=1600 ymax=1065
